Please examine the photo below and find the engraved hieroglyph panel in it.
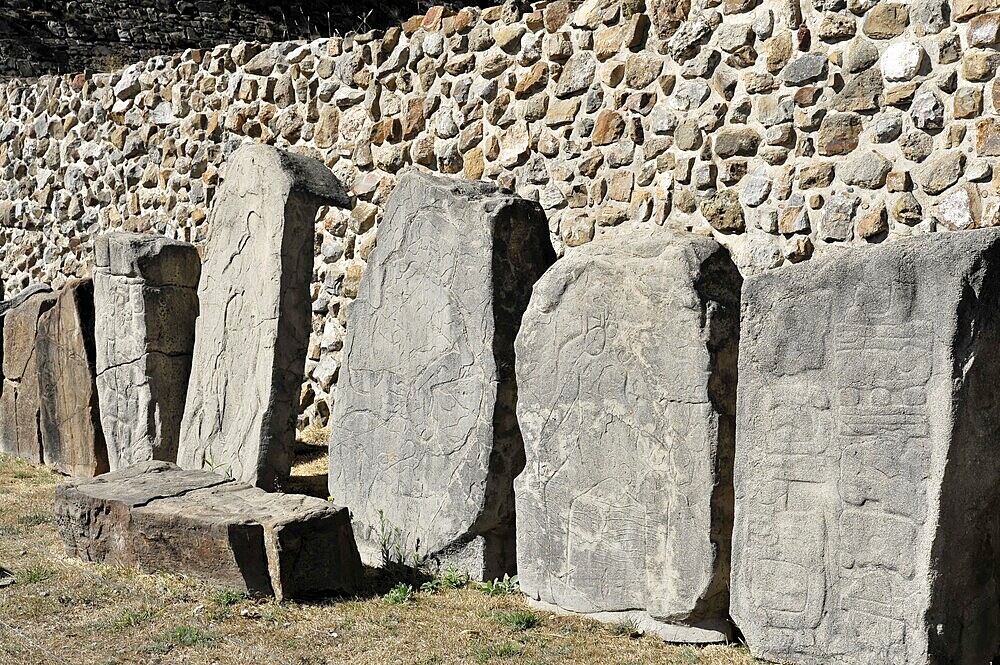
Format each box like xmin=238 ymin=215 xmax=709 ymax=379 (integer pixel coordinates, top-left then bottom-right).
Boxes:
xmin=733 ymin=228 xmax=1000 ymax=665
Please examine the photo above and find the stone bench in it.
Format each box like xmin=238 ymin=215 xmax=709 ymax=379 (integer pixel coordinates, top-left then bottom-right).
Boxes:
xmin=55 ymin=461 xmax=363 ymax=600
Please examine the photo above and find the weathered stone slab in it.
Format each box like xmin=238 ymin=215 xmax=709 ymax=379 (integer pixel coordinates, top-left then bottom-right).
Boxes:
xmin=732 ymin=228 xmax=1000 ymax=665
xmin=55 ymin=461 xmax=363 ymax=600
xmin=514 ymin=227 xmax=740 ymax=643
xmin=94 ymin=233 xmax=200 ymax=470
xmin=328 ymin=171 xmax=555 ymax=580
xmin=177 ymin=145 xmax=349 ymax=490
xmin=37 ymin=278 xmax=109 ymax=478
xmin=0 ymin=288 xmax=58 ymax=464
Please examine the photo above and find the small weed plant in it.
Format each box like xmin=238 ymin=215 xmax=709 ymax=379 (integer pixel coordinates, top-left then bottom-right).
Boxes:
xmin=479 ymin=574 xmax=519 ymax=596
xmin=609 ymin=616 xmax=643 ymax=638
xmin=210 ymin=589 xmax=246 ymax=607
xmin=385 ymin=582 xmax=415 ymax=605
xmin=112 ymin=607 xmax=155 ymax=630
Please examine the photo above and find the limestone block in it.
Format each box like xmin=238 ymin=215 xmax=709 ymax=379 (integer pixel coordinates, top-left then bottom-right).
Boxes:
xmin=93 ymin=233 xmax=200 ymax=470
xmin=328 ymin=171 xmax=555 ymax=580
xmin=732 ymin=228 xmax=1000 ymax=664
xmin=37 ymin=278 xmax=109 ymax=478
xmin=0 ymin=288 xmax=58 ymax=464
xmin=514 ymin=227 xmax=741 ymax=643
xmin=177 ymin=145 xmax=349 ymax=490
xmin=55 ymin=461 xmax=363 ymax=600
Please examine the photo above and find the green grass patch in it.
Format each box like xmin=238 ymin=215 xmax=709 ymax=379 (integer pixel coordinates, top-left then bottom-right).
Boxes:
xmin=494 ymin=609 xmax=540 ymax=631
xmin=22 ymin=565 xmax=55 ymax=583
xmin=168 ymin=624 xmax=214 ymax=646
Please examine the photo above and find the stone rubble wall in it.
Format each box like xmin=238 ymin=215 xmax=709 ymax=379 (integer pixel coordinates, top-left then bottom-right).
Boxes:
xmin=2 ymin=0 xmax=1000 ymax=430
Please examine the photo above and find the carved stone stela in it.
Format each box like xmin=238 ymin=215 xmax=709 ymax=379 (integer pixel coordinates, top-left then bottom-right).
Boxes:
xmin=328 ymin=170 xmax=555 ymax=580
xmin=732 ymin=228 xmax=1000 ymax=665
xmin=514 ymin=227 xmax=741 ymax=642
xmin=177 ymin=144 xmax=349 ymax=490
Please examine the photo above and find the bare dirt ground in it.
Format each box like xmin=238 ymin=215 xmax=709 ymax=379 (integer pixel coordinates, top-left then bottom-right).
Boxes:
xmin=0 ymin=450 xmax=760 ymax=665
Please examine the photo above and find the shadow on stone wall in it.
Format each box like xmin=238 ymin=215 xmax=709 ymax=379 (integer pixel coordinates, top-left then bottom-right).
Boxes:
xmin=0 ymin=0 xmax=497 ymax=78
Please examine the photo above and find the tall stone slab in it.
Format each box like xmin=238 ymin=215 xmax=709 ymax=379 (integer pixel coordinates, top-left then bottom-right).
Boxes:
xmin=733 ymin=228 xmax=1000 ymax=665
xmin=177 ymin=145 xmax=349 ymax=490
xmin=514 ymin=227 xmax=741 ymax=643
xmin=37 ymin=278 xmax=109 ymax=478
xmin=0 ymin=288 xmax=57 ymax=464
xmin=328 ymin=171 xmax=555 ymax=579
xmin=93 ymin=233 xmax=201 ymax=469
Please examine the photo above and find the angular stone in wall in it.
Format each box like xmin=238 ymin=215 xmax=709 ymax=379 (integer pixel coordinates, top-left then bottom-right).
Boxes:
xmin=732 ymin=228 xmax=1000 ymax=665
xmin=177 ymin=145 xmax=349 ymax=490
xmin=514 ymin=227 xmax=741 ymax=643
xmin=0 ymin=288 xmax=58 ymax=464
xmin=328 ymin=171 xmax=556 ymax=580
xmin=55 ymin=461 xmax=363 ymax=600
xmin=93 ymin=233 xmax=201 ymax=470
xmin=37 ymin=278 xmax=109 ymax=478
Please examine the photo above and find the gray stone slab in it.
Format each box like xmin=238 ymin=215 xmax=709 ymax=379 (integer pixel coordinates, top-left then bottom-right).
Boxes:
xmin=55 ymin=461 xmax=363 ymax=600
xmin=328 ymin=170 xmax=555 ymax=580
xmin=0 ymin=289 xmax=58 ymax=464
xmin=94 ymin=233 xmax=200 ymax=469
xmin=177 ymin=145 xmax=349 ymax=490
xmin=732 ymin=228 xmax=1000 ymax=665
xmin=37 ymin=278 xmax=109 ymax=478
xmin=513 ymin=226 xmax=740 ymax=643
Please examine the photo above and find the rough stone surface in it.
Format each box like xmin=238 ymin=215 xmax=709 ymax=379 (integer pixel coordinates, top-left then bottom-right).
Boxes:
xmin=0 ymin=289 xmax=58 ymax=464
xmin=55 ymin=461 xmax=363 ymax=600
xmin=733 ymin=228 xmax=1000 ymax=665
xmin=36 ymin=278 xmax=108 ymax=478
xmin=94 ymin=233 xmax=200 ymax=470
xmin=515 ymin=226 xmax=740 ymax=643
xmin=328 ymin=171 xmax=555 ymax=580
xmin=177 ymin=145 xmax=349 ymax=490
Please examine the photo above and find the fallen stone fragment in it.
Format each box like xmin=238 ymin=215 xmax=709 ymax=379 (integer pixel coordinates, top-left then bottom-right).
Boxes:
xmin=177 ymin=145 xmax=349 ymax=490
xmin=733 ymin=228 xmax=1000 ymax=665
xmin=515 ymin=226 xmax=741 ymax=643
xmin=55 ymin=461 xmax=361 ymax=600
xmin=328 ymin=171 xmax=555 ymax=580
xmin=0 ymin=288 xmax=58 ymax=464
xmin=94 ymin=233 xmax=200 ymax=470
xmin=36 ymin=279 xmax=109 ymax=478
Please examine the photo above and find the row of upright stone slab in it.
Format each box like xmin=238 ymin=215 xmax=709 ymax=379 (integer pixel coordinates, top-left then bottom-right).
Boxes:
xmin=0 ymin=236 xmax=198 ymax=480
xmin=53 ymin=144 xmax=364 ymax=599
xmin=329 ymin=166 xmax=1000 ymax=661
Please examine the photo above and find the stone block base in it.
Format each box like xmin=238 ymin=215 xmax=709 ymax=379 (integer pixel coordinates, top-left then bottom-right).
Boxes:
xmin=55 ymin=461 xmax=363 ymax=600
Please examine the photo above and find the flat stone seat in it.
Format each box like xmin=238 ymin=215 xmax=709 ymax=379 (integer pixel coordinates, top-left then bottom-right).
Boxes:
xmin=55 ymin=461 xmax=363 ymax=600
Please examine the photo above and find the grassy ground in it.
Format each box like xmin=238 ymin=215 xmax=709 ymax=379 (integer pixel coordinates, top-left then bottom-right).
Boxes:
xmin=0 ymin=451 xmax=760 ymax=665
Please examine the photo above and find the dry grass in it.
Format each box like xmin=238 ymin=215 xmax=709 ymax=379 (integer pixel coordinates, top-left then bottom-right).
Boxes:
xmin=0 ymin=452 xmax=761 ymax=665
